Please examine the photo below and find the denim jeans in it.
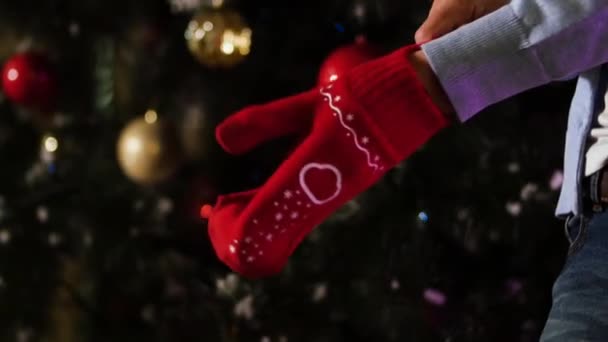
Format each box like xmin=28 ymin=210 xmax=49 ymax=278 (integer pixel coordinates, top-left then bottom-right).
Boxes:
xmin=540 ymin=210 xmax=608 ymax=341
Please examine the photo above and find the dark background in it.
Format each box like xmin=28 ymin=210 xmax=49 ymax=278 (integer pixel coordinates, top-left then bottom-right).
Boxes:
xmin=0 ymin=0 xmax=574 ymax=341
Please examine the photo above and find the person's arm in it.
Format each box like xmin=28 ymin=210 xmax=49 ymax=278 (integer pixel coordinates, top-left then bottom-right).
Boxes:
xmin=419 ymin=0 xmax=608 ymax=122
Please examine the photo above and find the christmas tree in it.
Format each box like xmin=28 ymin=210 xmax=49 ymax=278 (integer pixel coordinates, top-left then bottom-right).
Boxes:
xmin=0 ymin=0 xmax=575 ymax=341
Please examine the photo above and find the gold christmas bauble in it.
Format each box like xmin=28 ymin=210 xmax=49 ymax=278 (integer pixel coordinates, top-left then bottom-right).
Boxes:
xmin=185 ymin=7 xmax=252 ymax=68
xmin=117 ymin=110 xmax=182 ymax=185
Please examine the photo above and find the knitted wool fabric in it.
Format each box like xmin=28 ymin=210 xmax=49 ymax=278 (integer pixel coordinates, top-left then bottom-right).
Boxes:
xmin=205 ymin=44 xmax=451 ymax=278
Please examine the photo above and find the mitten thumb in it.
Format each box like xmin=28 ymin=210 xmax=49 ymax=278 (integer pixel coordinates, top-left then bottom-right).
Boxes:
xmin=216 ymin=90 xmax=317 ymax=155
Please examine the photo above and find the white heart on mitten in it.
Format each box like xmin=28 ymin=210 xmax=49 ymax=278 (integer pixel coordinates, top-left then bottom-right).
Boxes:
xmin=299 ymin=163 xmax=342 ymax=205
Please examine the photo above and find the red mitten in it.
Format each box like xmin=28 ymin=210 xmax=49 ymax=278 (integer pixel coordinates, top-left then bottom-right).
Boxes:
xmin=206 ymin=44 xmax=451 ymax=278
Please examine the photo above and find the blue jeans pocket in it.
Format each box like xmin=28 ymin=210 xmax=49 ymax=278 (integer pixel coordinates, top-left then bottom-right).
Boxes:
xmin=564 ymin=215 xmax=588 ymax=257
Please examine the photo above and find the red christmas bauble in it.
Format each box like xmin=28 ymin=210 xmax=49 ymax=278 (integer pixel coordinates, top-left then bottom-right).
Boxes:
xmin=2 ymin=52 xmax=57 ymax=110
xmin=317 ymin=37 xmax=381 ymax=85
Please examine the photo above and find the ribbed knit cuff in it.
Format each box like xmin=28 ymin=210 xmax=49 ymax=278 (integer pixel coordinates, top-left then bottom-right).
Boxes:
xmin=421 ymin=4 xmax=550 ymax=122
xmin=344 ymin=44 xmax=450 ymax=161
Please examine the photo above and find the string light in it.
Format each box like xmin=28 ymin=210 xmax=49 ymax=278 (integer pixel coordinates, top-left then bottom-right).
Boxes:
xmin=141 ymin=305 xmax=156 ymax=323
xmin=234 ymin=295 xmax=255 ymax=320
xmin=36 ymin=206 xmax=49 ymax=223
xmin=216 ymin=273 xmax=239 ymax=297
xmin=506 ymin=278 xmax=523 ymax=297
xmin=506 ymin=201 xmax=522 ymax=217
xmin=41 ymin=134 xmax=59 ymax=164
xmin=550 ymin=170 xmax=564 ymax=190
xmin=68 ymin=22 xmax=80 ymax=36
xmin=508 ymin=162 xmax=520 ymax=173
xmin=418 ymin=211 xmax=429 ymax=223
xmin=0 ymin=229 xmax=10 ymax=245
xmin=48 ymin=232 xmax=61 ymax=246
xmin=312 ymin=283 xmax=328 ymax=302
xmin=83 ymin=232 xmax=94 ymax=247
xmin=7 ymin=68 xmax=18 ymax=81
xmin=424 ymin=288 xmax=447 ymax=306
xmin=157 ymin=197 xmax=174 ymax=215
xmin=43 ymin=135 xmax=58 ymax=152
xmin=169 ymin=0 xmax=201 ymax=13
xmin=144 ymin=109 xmax=158 ymax=124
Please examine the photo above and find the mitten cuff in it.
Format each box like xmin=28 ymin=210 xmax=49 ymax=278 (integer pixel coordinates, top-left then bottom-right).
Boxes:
xmin=345 ymin=44 xmax=450 ymax=161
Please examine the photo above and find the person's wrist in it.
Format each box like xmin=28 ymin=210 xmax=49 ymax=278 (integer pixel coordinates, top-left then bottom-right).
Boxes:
xmin=407 ymin=50 xmax=456 ymax=119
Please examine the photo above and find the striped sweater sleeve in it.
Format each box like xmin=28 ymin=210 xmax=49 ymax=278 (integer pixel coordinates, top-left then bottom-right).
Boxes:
xmin=421 ymin=0 xmax=608 ymax=122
